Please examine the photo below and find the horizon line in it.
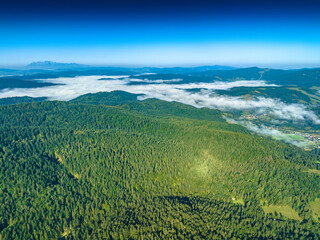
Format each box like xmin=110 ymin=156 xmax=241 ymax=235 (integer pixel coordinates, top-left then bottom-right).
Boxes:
xmin=1 ymin=62 xmax=320 ymax=70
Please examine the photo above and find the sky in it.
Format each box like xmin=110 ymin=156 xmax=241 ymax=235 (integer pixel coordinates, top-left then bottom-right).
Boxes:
xmin=1 ymin=0 xmax=320 ymax=68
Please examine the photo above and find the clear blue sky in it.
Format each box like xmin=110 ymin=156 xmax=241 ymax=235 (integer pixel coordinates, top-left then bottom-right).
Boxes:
xmin=1 ymin=0 xmax=320 ymax=68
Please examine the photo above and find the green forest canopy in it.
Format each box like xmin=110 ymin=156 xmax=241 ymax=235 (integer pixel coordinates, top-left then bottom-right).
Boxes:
xmin=0 ymin=91 xmax=319 ymax=239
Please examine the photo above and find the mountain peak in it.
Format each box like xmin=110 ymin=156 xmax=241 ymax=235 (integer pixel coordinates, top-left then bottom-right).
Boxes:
xmin=28 ymin=61 xmax=57 ymax=66
xmin=25 ymin=61 xmax=88 ymax=70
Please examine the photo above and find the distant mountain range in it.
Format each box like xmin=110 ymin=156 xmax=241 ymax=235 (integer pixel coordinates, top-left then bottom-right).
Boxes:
xmin=24 ymin=61 xmax=89 ymax=70
xmin=138 ymin=65 xmax=236 ymax=73
xmin=0 ymin=62 xmax=237 ymax=76
xmin=0 ymin=62 xmax=319 ymax=88
xmin=24 ymin=61 xmax=235 ymax=72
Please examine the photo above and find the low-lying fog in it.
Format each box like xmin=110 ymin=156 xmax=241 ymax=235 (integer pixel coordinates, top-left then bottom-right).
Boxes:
xmin=0 ymin=75 xmax=319 ymax=147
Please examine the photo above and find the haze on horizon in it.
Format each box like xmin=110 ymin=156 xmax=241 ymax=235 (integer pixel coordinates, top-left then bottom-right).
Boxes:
xmin=0 ymin=0 xmax=320 ymax=68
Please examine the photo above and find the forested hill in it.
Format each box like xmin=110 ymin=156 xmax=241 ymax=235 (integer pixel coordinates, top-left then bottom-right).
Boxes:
xmin=192 ymin=67 xmax=320 ymax=87
xmin=0 ymin=91 xmax=320 ymax=239
xmin=0 ymin=96 xmax=47 ymax=106
xmin=71 ymin=91 xmax=235 ymax=125
xmin=0 ymin=77 xmax=57 ymax=90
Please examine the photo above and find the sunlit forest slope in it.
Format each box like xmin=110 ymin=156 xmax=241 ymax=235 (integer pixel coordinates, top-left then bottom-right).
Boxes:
xmin=0 ymin=91 xmax=319 ymax=239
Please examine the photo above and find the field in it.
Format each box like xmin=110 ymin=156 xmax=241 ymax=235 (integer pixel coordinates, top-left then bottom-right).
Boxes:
xmin=262 ymin=205 xmax=302 ymax=221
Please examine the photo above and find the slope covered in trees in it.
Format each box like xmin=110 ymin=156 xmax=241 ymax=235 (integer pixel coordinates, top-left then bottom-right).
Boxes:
xmin=192 ymin=67 xmax=320 ymax=87
xmin=0 ymin=96 xmax=47 ymax=106
xmin=214 ymin=86 xmax=320 ymax=105
xmin=0 ymin=91 xmax=319 ymax=239
xmin=0 ymin=77 xmax=57 ymax=90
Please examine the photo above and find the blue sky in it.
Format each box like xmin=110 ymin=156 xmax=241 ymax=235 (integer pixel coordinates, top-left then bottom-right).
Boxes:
xmin=1 ymin=0 xmax=320 ymax=68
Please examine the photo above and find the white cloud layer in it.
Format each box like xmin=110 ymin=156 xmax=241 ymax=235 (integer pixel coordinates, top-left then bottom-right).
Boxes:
xmin=129 ymin=78 xmax=183 ymax=83
xmin=0 ymin=75 xmax=319 ymax=125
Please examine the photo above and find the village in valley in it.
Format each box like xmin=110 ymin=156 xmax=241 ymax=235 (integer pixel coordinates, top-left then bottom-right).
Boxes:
xmin=241 ymin=113 xmax=320 ymax=149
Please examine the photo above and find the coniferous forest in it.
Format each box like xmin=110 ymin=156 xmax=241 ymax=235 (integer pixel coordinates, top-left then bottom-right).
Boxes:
xmin=0 ymin=91 xmax=320 ymax=239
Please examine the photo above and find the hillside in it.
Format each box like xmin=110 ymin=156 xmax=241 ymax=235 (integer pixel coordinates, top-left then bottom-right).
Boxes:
xmin=0 ymin=77 xmax=57 ymax=90
xmin=0 ymin=96 xmax=47 ymax=106
xmin=0 ymin=91 xmax=319 ymax=239
xmin=192 ymin=67 xmax=320 ymax=87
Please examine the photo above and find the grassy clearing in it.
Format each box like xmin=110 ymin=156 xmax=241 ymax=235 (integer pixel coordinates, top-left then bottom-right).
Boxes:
xmin=310 ymin=87 xmax=320 ymax=90
xmin=61 ymin=228 xmax=72 ymax=238
xmin=262 ymin=205 xmax=302 ymax=221
xmin=309 ymin=198 xmax=320 ymax=222
xmin=288 ymin=134 xmax=305 ymax=141
xmin=272 ymin=133 xmax=304 ymax=141
xmin=232 ymin=198 xmax=244 ymax=205
xmin=288 ymin=87 xmax=320 ymax=103
xmin=55 ymin=153 xmax=63 ymax=163
xmin=306 ymin=169 xmax=320 ymax=176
